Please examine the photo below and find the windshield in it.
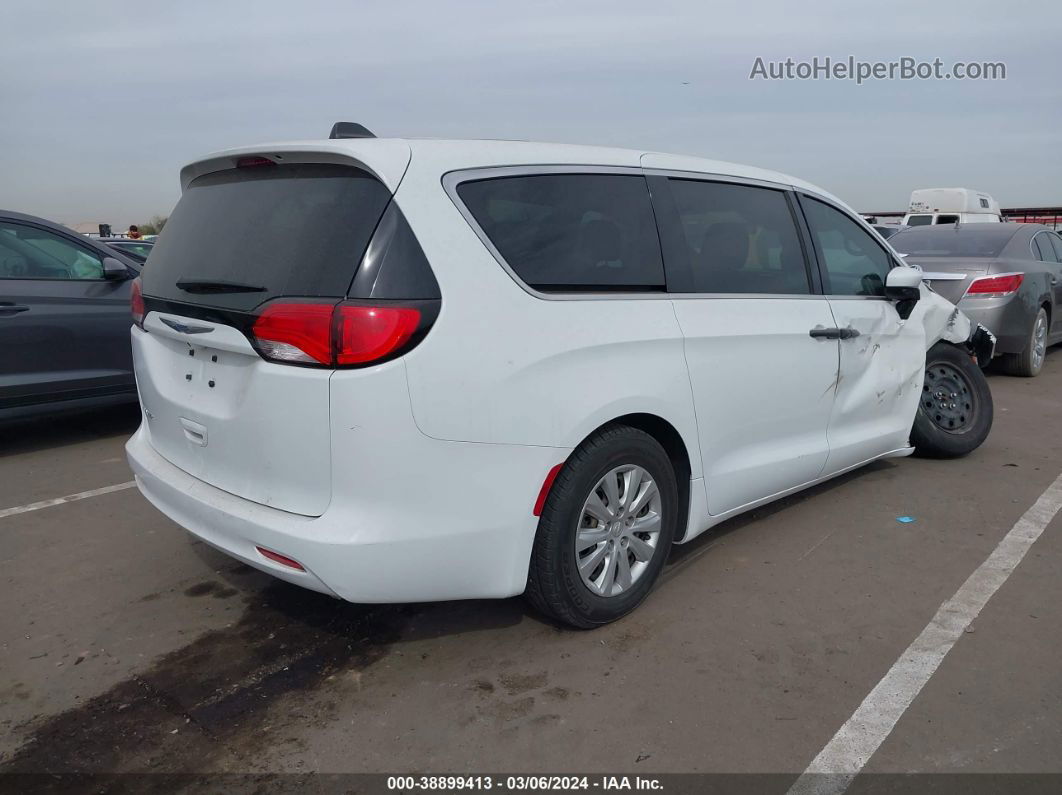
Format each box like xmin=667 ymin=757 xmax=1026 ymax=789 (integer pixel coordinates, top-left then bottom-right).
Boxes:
xmin=116 ymin=242 xmax=154 ymax=259
xmin=890 ymin=225 xmax=1019 ymax=259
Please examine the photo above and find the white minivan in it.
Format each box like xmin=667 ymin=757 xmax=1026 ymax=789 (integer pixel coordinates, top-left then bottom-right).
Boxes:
xmin=127 ymin=126 xmax=995 ymax=627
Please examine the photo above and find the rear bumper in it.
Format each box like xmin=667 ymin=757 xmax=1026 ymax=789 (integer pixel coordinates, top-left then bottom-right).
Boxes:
xmin=129 ymin=427 xmax=337 ymax=596
xmin=127 ymin=422 xmax=568 ymax=603
xmin=966 ymin=323 xmax=997 ymax=368
xmin=957 ymin=295 xmax=1030 ymax=355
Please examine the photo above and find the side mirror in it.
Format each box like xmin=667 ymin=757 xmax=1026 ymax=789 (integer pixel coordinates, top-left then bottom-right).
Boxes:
xmin=885 ymin=266 xmax=922 ymax=320
xmin=102 ymin=256 xmax=131 ymax=280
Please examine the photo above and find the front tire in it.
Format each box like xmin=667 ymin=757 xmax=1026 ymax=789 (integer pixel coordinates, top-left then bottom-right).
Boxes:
xmin=911 ymin=342 xmax=993 ymax=458
xmin=525 ymin=425 xmax=678 ymax=628
xmin=1001 ymin=307 xmax=1048 ymax=377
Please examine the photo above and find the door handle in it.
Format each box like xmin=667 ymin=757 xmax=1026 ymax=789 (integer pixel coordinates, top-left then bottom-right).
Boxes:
xmin=180 ymin=417 xmax=208 ymax=447
xmin=0 ymin=303 xmax=30 ymax=315
xmin=809 ymin=327 xmax=842 ymax=339
xmin=809 ymin=326 xmax=861 ymax=341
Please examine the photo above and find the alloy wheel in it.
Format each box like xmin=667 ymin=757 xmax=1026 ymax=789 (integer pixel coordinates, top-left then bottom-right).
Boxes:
xmin=575 ymin=465 xmax=662 ymax=597
xmin=1032 ymin=312 xmax=1048 ymax=372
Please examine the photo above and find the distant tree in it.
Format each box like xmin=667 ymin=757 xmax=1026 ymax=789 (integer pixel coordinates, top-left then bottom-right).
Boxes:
xmin=139 ymin=215 xmax=168 ymax=236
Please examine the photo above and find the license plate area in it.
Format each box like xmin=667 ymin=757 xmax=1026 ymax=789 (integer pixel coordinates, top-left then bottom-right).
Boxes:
xmin=134 ymin=314 xmax=334 ymax=516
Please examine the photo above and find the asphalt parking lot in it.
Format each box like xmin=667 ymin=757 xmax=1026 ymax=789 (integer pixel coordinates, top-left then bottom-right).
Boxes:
xmin=2 ymin=353 xmax=1061 ymax=788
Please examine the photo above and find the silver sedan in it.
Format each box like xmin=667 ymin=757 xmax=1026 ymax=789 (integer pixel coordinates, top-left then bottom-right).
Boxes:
xmin=890 ymin=223 xmax=1062 ymax=376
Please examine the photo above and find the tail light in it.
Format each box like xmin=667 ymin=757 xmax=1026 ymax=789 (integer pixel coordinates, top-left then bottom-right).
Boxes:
xmin=250 ymin=300 xmax=435 ymax=368
xmin=130 ymin=277 xmax=145 ymax=328
xmin=334 ymin=305 xmax=421 ymax=365
xmin=251 ymin=303 xmax=333 ymax=364
xmin=966 ymin=273 xmax=1024 ymax=296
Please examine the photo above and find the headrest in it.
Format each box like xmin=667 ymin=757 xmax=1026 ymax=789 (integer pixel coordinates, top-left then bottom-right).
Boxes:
xmin=579 ymin=219 xmax=623 ymax=263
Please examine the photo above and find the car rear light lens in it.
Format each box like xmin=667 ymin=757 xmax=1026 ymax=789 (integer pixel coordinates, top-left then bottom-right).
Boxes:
xmin=252 ymin=303 xmax=334 ymax=365
xmin=255 ymin=546 xmax=305 ymax=571
xmin=130 ymin=277 xmax=145 ymax=329
xmin=334 ymin=305 xmax=421 ymax=365
xmin=250 ymin=301 xmax=432 ymax=368
xmin=966 ymin=273 xmax=1024 ymax=296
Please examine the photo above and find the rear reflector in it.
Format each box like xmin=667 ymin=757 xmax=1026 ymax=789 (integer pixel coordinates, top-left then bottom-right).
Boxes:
xmin=130 ymin=276 xmax=145 ymax=329
xmin=966 ymin=273 xmax=1024 ymax=296
xmin=250 ymin=300 xmax=431 ymax=368
xmin=533 ymin=462 xmax=566 ymax=516
xmin=256 ymin=546 xmax=305 ymax=571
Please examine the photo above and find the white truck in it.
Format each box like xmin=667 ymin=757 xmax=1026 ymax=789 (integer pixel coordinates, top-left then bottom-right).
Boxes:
xmin=902 ymin=188 xmax=1001 ymax=226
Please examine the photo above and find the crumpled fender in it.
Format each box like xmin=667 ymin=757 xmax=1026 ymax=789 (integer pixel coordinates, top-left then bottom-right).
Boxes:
xmin=916 ymin=282 xmax=996 ymax=366
xmin=920 ymin=284 xmax=971 ymax=346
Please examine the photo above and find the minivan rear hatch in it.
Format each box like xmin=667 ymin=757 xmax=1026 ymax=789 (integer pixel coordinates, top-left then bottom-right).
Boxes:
xmin=136 ymin=156 xmax=398 ymax=516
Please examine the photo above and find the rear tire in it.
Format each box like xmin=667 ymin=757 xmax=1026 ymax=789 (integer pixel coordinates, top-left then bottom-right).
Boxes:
xmin=911 ymin=342 xmax=993 ymax=458
xmin=1001 ymin=307 xmax=1048 ymax=377
xmin=525 ymin=425 xmax=678 ymax=629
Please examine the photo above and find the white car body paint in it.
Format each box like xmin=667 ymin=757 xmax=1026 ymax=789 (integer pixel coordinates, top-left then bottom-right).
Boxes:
xmin=127 ymin=138 xmax=985 ymax=604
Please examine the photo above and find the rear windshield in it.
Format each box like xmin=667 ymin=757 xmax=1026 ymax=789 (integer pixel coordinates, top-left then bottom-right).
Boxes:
xmin=890 ymin=225 xmax=1018 ymax=259
xmin=143 ymin=163 xmax=391 ymax=310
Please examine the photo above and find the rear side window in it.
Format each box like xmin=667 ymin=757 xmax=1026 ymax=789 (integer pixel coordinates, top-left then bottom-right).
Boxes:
xmin=457 ymin=174 xmax=664 ymax=292
xmin=667 ymin=179 xmax=810 ymax=295
xmin=1033 ymin=233 xmax=1060 ymax=263
xmin=1050 ymin=234 xmax=1062 ymax=263
xmin=802 ymin=198 xmax=892 ymax=297
xmin=143 ymin=163 xmax=392 ymax=310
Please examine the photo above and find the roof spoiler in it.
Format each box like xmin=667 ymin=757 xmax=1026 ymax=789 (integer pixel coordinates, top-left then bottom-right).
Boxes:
xmin=329 ymin=122 xmax=375 ymax=140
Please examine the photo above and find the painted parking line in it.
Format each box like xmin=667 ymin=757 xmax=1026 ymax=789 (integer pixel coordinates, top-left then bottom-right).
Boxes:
xmin=788 ymin=470 xmax=1062 ymax=795
xmin=0 ymin=481 xmax=137 ymax=520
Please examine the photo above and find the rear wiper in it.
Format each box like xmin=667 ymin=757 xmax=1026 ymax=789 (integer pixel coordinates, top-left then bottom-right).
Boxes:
xmin=176 ymin=279 xmax=267 ymax=294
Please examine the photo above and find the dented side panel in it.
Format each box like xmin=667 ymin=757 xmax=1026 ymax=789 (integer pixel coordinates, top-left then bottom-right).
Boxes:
xmin=909 ymin=281 xmax=995 ymax=362
xmin=818 ymin=285 xmax=989 ymax=478
xmin=821 ymin=298 xmax=925 ymax=474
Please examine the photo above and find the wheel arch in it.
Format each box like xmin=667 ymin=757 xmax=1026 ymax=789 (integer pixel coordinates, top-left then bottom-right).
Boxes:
xmin=1026 ymin=271 xmax=1052 ymax=320
xmin=569 ymin=412 xmax=695 ymax=543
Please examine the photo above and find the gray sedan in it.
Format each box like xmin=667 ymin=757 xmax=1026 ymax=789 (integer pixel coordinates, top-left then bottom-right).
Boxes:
xmin=890 ymin=223 xmax=1062 ymax=377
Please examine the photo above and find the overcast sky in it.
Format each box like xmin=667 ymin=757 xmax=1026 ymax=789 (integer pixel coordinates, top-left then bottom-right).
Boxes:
xmin=2 ymin=0 xmax=1059 ymax=227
